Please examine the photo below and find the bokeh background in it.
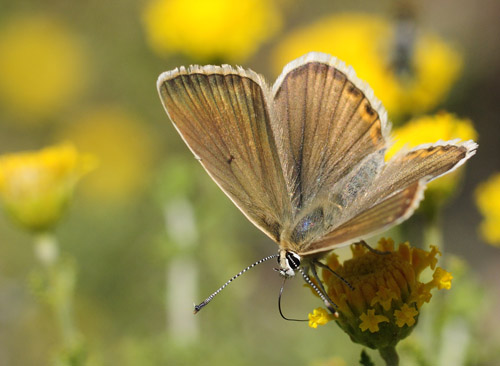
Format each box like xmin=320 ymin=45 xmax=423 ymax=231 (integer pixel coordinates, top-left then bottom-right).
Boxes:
xmin=0 ymin=0 xmax=499 ymax=365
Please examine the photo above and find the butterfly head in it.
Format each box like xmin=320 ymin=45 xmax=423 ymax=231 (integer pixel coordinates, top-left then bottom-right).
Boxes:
xmin=277 ymin=249 xmax=301 ymax=278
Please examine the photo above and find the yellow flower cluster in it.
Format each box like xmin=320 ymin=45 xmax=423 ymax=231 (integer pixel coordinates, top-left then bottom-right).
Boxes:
xmin=273 ymin=13 xmax=462 ymax=121
xmin=387 ymin=112 xmax=478 ymax=208
xmin=308 ymin=238 xmax=452 ymax=350
xmin=0 ymin=143 xmax=96 ymax=232
xmin=0 ymin=15 xmax=87 ymax=122
xmin=142 ymin=0 xmax=281 ymax=62
xmin=475 ymin=173 xmax=500 ymax=245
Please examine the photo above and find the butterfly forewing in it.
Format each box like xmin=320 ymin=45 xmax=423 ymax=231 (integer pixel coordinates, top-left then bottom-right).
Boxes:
xmin=157 ymin=66 xmax=291 ymax=242
xmin=272 ymin=54 xmax=390 ymax=211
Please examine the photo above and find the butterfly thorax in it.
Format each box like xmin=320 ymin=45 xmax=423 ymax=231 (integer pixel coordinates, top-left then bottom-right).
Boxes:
xmin=279 ymin=204 xmax=329 ymax=252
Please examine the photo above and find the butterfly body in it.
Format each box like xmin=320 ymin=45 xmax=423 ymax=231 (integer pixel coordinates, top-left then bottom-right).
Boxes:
xmin=157 ymin=52 xmax=476 ymax=277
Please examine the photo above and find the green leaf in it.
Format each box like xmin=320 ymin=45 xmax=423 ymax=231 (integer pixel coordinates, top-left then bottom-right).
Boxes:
xmin=360 ymin=350 xmax=375 ymax=366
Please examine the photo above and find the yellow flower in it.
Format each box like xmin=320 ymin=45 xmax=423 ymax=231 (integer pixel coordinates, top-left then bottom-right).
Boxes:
xmin=58 ymin=106 xmax=156 ymax=203
xmin=359 ymin=309 xmax=389 ymax=333
xmin=0 ymin=143 xmax=96 ymax=232
xmin=370 ymin=287 xmax=398 ymax=311
xmin=273 ymin=13 xmax=462 ymax=120
xmin=386 ymin=112 xmax=478 ymax=209
xmin=308 ymin=238 xmax=451 ymax=350
xmin=394 ymin=304 xmax=418 ymax=327
xmin=308 ymin=307 xmax=335 ymax=329
xmin=142 ymin=0 xmax=281 ymax=62
xmin=432 ymin=267 xmax=453 ymax=290
xmin=475 ymin=173 xmax=500 ymax=245
xmin=0 ymin=15 xmax=87 ymax=122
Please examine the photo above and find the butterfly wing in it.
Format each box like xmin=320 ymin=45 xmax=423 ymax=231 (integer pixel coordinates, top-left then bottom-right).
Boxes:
xmin=300 ymin=141 xmax=477 ymax=255
xmin=272 ymin=53 xmax=391 ymax=209
xmin=272 ymin=53 xmax=393 ymax=248
xmin=157 ymin=66 xmax=291 ymax=242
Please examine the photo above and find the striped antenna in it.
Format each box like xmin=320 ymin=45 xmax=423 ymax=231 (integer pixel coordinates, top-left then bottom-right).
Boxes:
xmin=298 ymin=267 xmax=339 ymax=317
xmin=194 ymin=253 xmax=279 ymax=314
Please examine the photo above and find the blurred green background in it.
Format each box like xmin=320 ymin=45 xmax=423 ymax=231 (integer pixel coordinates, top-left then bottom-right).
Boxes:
xmin=0 ymin=0 xmax=499 ymax=365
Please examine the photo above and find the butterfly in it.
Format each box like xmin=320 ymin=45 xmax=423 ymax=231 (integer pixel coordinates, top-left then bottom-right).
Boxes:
xmin=157 ymin=52 xmax=477 ymax=313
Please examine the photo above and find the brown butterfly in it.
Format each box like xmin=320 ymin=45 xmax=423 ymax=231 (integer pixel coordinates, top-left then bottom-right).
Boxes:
xmin=157 ymin=52 xmax=477 ymax=314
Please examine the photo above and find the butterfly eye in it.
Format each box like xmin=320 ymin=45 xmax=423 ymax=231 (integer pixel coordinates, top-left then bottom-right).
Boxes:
xmin=285 ymin=251 xmax=301 ymax=270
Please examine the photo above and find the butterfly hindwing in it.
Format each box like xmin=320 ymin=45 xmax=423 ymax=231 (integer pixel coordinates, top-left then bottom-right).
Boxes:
xmin=299 ymin=141 xmax=477 ymax=255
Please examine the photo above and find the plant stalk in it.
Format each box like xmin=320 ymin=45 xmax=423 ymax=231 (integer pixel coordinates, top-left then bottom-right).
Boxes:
xmin=379 ymin=346 xmax=399 ymax=366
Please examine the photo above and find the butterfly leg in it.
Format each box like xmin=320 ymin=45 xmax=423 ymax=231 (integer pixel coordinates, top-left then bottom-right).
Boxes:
xmin=358 ymin=240 xmax=390 ymax=255
xmin=313 ymin=260 xmax=354 ymax=290
xmin=306 ymin=264 xmax=339 ymax=315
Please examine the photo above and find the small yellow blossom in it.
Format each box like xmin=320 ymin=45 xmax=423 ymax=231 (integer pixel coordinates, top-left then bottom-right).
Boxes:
xmin=58 ymin=106 xmax=156 ymax=203
xmin=0 ymin=15 xmax=87 ymax=122
xmin=359 ymin=309 xmax=389 ymax=333
xmin=308 ymin=307 xmax=335 ymax=329
xmin=0 ymin=143 xmax=96 ymax=231
xmin=273 ymin=13 xmax=462 ymax=120
xmin=371 ymin=287 xmax=398 ymax=311
xmin=142 ymin=0 xmax=281 ymax=62
xmin=409 ymin=283 xmax=433 ymax=309
xmin=308 ymin=238 xmax=452 ymax=350
xmin=394 ymin=304 xmax=419 ymax=327
xmin=386 ymin=112 xmax=478 ymax=209
xmin=475 ymin=173 xmax=500 ymax=245
xmin=432 ymin=267 xmax=453 ymax=290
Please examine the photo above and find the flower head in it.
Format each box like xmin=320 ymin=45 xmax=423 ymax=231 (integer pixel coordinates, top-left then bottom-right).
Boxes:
xmin=0 ymin=15 xmax=87 ymax=122
xmin=0 ymin=143 xmax=96 ymax=232
xmin=273 ymin=13 xmax=462 ymax=121
xmin=308 ymin=238 xmax=451 ymax=350
xmin=142 ymin=0 xmax=281 ymax=62
xmin=475 ymin=173 xmax=500 ymax=245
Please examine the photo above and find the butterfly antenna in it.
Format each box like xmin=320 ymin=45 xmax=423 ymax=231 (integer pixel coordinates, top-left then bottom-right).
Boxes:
xmin=194 ymin=253 xmax=279 ymax=314
xmin=278 ymin=277 xmax=307 ymax=322
xmin=298 ymin=267 xmax=339 ymax=317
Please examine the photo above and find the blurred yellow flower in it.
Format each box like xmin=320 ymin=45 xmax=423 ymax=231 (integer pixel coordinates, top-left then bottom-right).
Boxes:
xmin=386 ymin=112 xmax=478 ymax=208
xmin=0 ymin=15 xmax=87 ymax=122
xmin=273 ymin=13 xmax=462 ymax=120
xmin=308 ymin=238 xmax=451 ymax=350
xmin=59 ymin=106 xmax=156 ymax=203
xmin=142 ymin=0 xmax=282 ymax=62
xmin=0 ymin=143 xmax=95 ymax=232
xmin=475 ymin=173 xmax=500 ymax=245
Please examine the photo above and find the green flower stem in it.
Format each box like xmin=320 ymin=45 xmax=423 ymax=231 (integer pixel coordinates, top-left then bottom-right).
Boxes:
xmin=379 ymin=346 xmax=399 ymax=366
xmin=34 ymin=233 xmax=78 ymax=347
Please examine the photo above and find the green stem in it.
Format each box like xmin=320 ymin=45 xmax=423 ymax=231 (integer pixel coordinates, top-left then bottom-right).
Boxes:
xmin=34 ymin=233 xmax=78 ymax=346
xmin=379 ymin=346 xmax=399 ymax=366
